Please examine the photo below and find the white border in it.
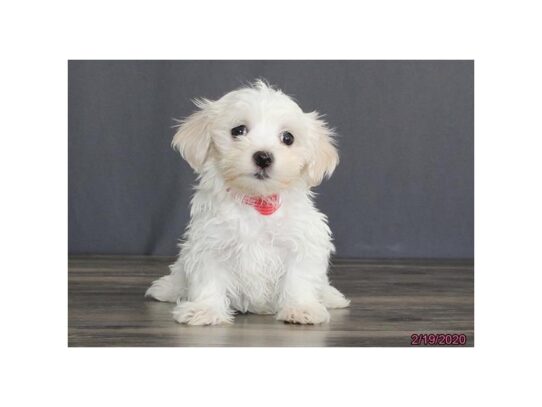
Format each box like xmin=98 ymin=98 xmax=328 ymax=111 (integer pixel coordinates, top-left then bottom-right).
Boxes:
xmin=2 ymin=1 xmax=542 ymax=405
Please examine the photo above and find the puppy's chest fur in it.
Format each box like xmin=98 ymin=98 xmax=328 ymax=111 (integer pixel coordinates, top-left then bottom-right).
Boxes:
xmin=187 ymin=191 xmax=312 ymax=313
xmin=218 ymin=204 xmax=290 ymax=313
xmin=228 ymin=233 xmax=286 ymax=313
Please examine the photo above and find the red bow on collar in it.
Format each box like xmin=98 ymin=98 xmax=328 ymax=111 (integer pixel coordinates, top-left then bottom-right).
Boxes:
xmin=242 ymin=194 xmax=281 ymax=215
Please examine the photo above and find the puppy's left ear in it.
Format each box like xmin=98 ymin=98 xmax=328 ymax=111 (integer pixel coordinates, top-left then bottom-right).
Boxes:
xmin=172 ymin=99 xmax=214 ymax=173
xmin=304 ymin=112 xmax=339 ymax=187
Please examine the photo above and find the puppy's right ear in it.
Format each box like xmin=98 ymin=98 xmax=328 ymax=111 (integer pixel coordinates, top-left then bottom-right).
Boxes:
xmin=172 ymin=99 xmax=214 ymax=173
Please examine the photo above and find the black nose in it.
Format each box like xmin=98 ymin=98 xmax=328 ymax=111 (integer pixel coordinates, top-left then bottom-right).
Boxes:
xmin=253 ymin=151 xmax=273 ymax=169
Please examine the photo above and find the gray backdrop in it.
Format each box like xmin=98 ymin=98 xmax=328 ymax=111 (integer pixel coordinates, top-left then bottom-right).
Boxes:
xmin=68 ymin=60 xmax=473 ymax=258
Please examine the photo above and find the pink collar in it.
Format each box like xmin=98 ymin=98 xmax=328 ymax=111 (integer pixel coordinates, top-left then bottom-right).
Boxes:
xmin=242 ymin=194 xmax=281 ymax=216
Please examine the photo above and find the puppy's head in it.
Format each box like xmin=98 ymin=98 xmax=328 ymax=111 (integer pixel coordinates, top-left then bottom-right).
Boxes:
xmin=172 ymin=80 xmax=338 ymax=195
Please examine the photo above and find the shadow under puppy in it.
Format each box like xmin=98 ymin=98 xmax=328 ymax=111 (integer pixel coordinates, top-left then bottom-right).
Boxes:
xmin=146 ymin=80 xmax=350 ymax=325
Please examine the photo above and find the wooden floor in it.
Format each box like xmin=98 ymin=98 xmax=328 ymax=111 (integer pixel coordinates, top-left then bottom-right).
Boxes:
xmin=68 ymin=256 xmax=474 ymax=347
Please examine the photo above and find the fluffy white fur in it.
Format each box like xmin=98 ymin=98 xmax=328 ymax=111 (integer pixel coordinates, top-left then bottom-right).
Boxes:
xmin=145 ymin=80 xmax=350 ymax=325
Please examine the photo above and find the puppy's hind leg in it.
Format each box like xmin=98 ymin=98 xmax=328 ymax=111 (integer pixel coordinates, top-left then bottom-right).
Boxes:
xmin=145 ymin=260 xmax=186 ymax=303
xmin=321 ymin=284 xmax=350 ymax=309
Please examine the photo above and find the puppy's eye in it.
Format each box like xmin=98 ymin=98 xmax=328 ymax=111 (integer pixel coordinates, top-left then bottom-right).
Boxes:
xmin=231 ymin=125 xmax=248 ymax=138
xmin=280 ymin=131 xmax=294 ymax=146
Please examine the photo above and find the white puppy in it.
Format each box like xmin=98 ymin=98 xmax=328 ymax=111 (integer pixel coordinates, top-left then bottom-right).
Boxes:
xmin=145 ymin=80 xmax=349 ymax=325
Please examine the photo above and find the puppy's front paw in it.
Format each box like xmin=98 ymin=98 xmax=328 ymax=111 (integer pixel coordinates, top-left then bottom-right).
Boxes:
xmin=276 ymin=303 xmax=330 ymax=325
xmin=172 ymin=301 xmax=233 ymax=325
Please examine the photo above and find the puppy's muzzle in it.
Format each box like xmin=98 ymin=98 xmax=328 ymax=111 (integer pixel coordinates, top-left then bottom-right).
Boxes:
xmin=253 ymin=151 xmax=273 ymax=169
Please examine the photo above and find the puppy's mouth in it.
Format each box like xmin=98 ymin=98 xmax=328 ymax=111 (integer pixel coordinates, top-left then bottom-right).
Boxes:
xmin=254 ymin=170 xmax=270 ymax=180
